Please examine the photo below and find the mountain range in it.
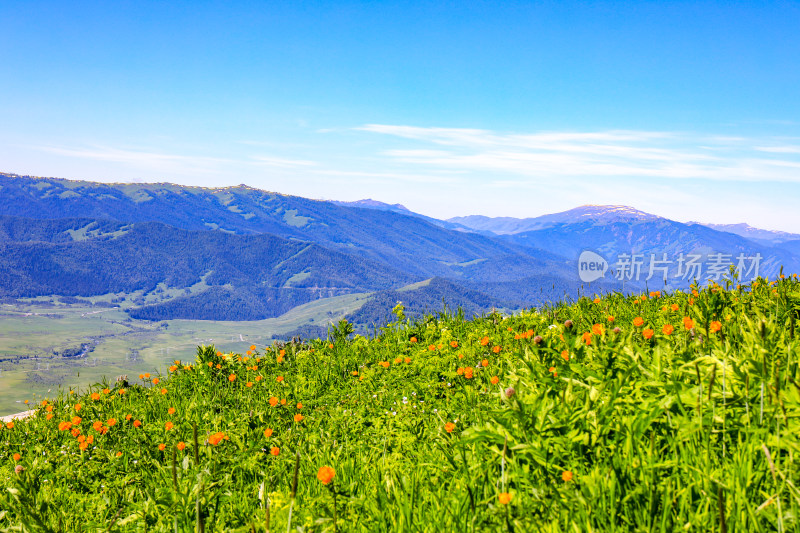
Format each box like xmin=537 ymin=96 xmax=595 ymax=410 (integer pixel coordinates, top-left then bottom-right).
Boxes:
xmin=1 ymin=172 xmax=798 ymax=330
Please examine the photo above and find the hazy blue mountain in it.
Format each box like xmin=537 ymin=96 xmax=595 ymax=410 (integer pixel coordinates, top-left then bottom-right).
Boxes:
xmin=330 ymin=198 xmax=414 ymax=214
xmin=448 ymin=205 xmax=660 ymax=235
xmin=330 ymin=198 xmax=492 ymax=234
xmin=500 ymin=218 xmax=800 ymax=286
xmin=776 ymin=240 xmax=800 ymax=257
xmin=688 ymin=222 xmax=800 ymax=246
xmin=0 ymin=173 xmax=562 ymax=281
xmin=3 ymin=172 xmax=795 ymax=325
xmin=0 ymin=215 xmax=414 ymax=320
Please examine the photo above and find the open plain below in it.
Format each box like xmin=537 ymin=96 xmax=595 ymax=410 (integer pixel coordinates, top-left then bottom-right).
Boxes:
xmin=0 ymin=293 xmax=369 ymax=416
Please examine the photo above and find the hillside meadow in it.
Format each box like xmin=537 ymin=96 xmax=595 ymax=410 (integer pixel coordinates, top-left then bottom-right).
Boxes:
xmin=1 ymin=275 xmax=799 ymax=531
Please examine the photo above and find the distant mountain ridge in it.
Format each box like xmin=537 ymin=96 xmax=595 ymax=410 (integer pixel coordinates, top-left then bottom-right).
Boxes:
xmin=0 ymin=173 xmax=565 ymax=282
xmin=688 ymin=222 xmax=800 ymax=245
xmin=330 ymin=198 xmax=413 ymax=214
xmin=448 ymin=205 xmax=661 ymax=234
xmin=2 ymin=171 xmax=797 ymax=327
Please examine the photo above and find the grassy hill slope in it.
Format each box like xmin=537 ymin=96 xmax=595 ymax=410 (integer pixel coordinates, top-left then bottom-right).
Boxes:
xmin=1 ymin=275 xmax=798 ymax=531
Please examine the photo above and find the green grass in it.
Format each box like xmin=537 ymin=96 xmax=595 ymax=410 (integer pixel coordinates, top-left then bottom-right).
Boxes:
xmin=1 ymin=275 xmax=799 ymax=531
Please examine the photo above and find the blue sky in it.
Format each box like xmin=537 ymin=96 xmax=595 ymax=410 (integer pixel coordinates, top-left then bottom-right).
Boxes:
xmin=2 ymin=1 xmax=800 ymax=231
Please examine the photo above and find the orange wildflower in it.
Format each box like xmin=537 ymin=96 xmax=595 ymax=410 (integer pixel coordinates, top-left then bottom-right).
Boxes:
xmin=480 ymin=336 xmax=490 ymax=346
xmin=317 ymin=465 xmax=336 ymax=484
xmin=409 ymin=337 xmax=417 ymax=343
xmin=276 ymin=376 xmax=284 ymax=382
xmin=498 ymin=492 xmax=512 ymax=505
xmin=444 ymin=422 xmax=455 ymax=433
xmin=710 ymin=321 xmax=722 ymax=333
xmin=270 ymin=446 xmax=280 ymax=456
xmin=165 ymin=422 xmax=174 ymax=431
xmin=72 ymin=416 xmax=82 ymax=425
xmin=74 ymin=404 xmax=82 ymax=412
xmin=264 ymin=428 xmax=273 ymax=437
xmin=107 ymin=418 xmax=117 ymax=427
xmin=582 ymin=332 xmax=592 ymax=345
xmin=464 ymin=367 xmax=474 ymax=379
xmin=562 ymin=471 xmax=574 ymax=482
xmin=643 ymin=329 xmax=654 ymax=340
xmin=177 ymin=442 xmax=186 ymax=451
xmin=160 ymin=388 xmax=167 ymax=395
xmin=592 ymin=324 xmax=604 ymax=335
xmin=246 ymin=382 xmax=253 ymax=388
xmin=683 ymin=317 xmax=694 ymax=329
xmin=482 ymin=359 xmax=489 ymax=367
xmin=670 ymin=304 xmax=679 ymax=311
xmin=428 ymin=344 xmax=436 ymax=351
xmin=168 ymin=407 xmax=176 ymax=415
xmin=13 ymin=453 xmax=21 ymax=461
xmin=269 ymin=397 xmax=279 ymax=407
xmin=158 ymin=443 xmax=166 ymax=451
xmin=294 ymin=413 xmax=304 ymax=422
xmin=404 ymin=357 xmax=411 ymax=363
xmin=91 ymin=393 xmax=101 ymax=401
xmin=208 ymin=432 xmax=227 ymax=445
xmin=561 ymin=350 xmax=569 ymax=361
xmin=228 ymin=374 xmax=236 ymax=382
xmin=490 ymin=376 xmax=499 ymax=385
xmin=450 ymin=341 xmax=458 ymax=348
xmin=92 ymin=420 xmax=103 ymax=432
xmin=133 ymin=420 xmax=142 ymax=428
xmin=152 ymin=378 xmax=160 ymax=385
xmin=492 ymin=346 xmax=501 ymax=354
xmin=633 ymin=317 xmax=644 ymax=327
xmin=662 ymin=324 xmax=674 ymax=335
xmin=280 ymin=399 xmax=287 ymax=405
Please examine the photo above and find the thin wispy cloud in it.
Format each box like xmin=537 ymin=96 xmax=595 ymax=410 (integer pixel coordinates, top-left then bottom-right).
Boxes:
xmin=33 ymin=144 xmax=232 ymax=174
xmin=358 ymin=125 xmax=800 ymax=184
xmin=755 ymin=145 xmax=800 ymax=154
